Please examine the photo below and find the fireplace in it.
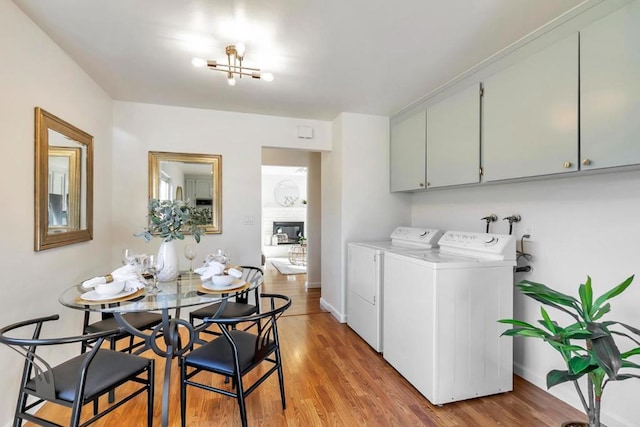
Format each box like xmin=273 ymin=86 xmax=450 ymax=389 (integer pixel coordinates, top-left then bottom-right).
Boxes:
xmin=272 ymin=221 xmax=304 ymax=245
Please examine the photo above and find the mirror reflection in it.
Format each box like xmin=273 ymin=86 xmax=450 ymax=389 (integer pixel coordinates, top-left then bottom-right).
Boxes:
xmin=148 ymin=151 xmax=222 ymax=234
xmin=35 ymin=108 xmax=93 ymax=251
xmin=48 ymin=145 xmax=81 ymax=229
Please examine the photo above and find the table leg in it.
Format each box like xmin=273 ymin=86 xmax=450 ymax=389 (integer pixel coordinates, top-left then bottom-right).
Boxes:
xmin=113 ymin=310 xmax=194 ymax=427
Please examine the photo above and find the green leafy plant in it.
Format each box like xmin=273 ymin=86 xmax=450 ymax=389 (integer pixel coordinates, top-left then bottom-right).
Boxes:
xmin=135 ymin=199 xmax=204 ymax=243
xmin=499 ymin=276 xmax=640 ymax=427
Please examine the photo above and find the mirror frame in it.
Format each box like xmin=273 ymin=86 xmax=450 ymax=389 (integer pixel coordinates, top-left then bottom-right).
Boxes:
xmin=148 ymin=151 xmax=222 ymax=234
xmin=34 ymin=107 xmax=94 ymax=251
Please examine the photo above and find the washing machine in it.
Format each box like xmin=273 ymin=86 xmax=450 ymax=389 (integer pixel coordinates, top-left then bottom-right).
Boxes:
xmin=346 ymin=226 xmax=443 ymax=352
xmin=383 ymin=230 xmax=516 ymax=405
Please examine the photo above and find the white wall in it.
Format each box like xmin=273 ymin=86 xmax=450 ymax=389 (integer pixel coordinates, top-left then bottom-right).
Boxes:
xmin=411 ymin=169 xmax=640 ymax=427
xmin=306 ymin=153 xmax=322 ymax=288
xmin=321 ymin=113 xmax=411 ymax=320
xmin=112 ymin=101 xmax=331 ymax=270
xmin=0 ymin=1 xmax=114 ymax=424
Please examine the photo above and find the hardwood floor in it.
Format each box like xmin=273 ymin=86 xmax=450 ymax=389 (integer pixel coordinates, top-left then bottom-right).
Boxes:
xmin=29 ymin=263 xmax=586 ymax=426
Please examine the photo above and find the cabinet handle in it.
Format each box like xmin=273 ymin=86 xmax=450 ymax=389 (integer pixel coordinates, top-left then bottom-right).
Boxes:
xmin=582 ymin=159 xmax=592 ymax=166
xmin=563 ymin=161 xmax=572 ymax=169
xmin=426 ymin=182 xmax=430 ymax=187
xmin=419 ymin=182 xmax=425 ymax=187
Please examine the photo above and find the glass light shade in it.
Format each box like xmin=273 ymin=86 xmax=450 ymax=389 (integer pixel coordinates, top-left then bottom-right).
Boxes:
xmin=235 ymin=42 xmax=246 ymax=58
xmin=191 ymin=57 xmax=207 ymax=68
xmin=227 ymin=75 xmax=236 ymax=86
xmin=261 ymin=72 xmax=274 ymax=82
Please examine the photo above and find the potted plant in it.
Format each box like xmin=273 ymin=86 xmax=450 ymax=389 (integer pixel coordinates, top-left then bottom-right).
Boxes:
xmin=500 ymin=275 xmax=640 ymax=427
xmin=135 ymin=199 xmax=205 ymax=281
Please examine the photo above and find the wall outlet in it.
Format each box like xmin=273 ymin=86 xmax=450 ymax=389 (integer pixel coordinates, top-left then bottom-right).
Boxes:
xmin=243 ymin=215 xmax=256 ymax=225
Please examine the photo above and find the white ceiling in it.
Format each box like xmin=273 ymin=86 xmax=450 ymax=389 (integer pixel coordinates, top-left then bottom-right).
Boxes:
xmin=14 ymin=0 xmax=585 ymax=121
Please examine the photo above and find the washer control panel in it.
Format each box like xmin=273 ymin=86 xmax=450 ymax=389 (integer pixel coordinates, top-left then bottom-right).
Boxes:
xmin=439 ymin=231 xmax=515 ymax=260
xmin=390 ymin=226 xmax=444 ymax=248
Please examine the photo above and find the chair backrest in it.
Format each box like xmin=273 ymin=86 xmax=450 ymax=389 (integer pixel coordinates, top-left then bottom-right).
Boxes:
xmin=0 ymin=314 xmax=124 ymax=401
xmin=235 ymin=265 xmax=264 ymax=304
xmin=204 ymin=293 xmax=291 ymax=359
xmin=238 ymin=265 xmax=263 ymax=286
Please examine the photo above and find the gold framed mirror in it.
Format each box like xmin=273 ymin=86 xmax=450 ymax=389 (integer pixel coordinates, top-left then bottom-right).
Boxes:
xmin=34 ymin=107 xmax=93 ymax=251
xmin=148 ymin=151 xmax=222 ymax=234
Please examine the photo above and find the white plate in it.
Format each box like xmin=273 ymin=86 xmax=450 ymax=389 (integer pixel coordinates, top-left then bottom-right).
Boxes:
xmin=80 ymin=288 xmax=138 ymax=301
xmin=202 ymin=279 xmax=245 ymax=291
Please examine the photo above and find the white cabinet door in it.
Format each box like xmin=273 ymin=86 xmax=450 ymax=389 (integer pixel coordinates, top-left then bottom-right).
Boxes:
xmin=195 ymin=179 xmax=212 ymax=198
xmin=390 ymin=110 xmax=426 ymax=192
xmin=185 ymin=179 xmax=196 ymax=203
xmin=483 ymin=34 xmax=579 ymax=181
xmin=580 ymin=2 xmax=640 ymax=170
xmin=426 ymin=83 xmax=481 ymax=188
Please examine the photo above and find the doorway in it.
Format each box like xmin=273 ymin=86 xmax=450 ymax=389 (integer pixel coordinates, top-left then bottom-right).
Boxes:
xmin=261 ymin=148 xmax=321 ymax=291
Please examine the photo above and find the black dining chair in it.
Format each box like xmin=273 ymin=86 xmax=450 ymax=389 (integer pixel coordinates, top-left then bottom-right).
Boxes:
xmin=0 ymin=314 xmax=154 ymax=427
xmin=180 ymin=293 xmax=292 ymax=427
xmin=189 ymin=265 xmax=264 ymax=341
xmin=81 ymin=310 xmax=163 ymax=354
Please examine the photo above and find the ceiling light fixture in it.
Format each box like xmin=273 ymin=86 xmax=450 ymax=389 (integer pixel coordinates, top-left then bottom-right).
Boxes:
xmin=192 ymin=43 xmax=273 ymax=86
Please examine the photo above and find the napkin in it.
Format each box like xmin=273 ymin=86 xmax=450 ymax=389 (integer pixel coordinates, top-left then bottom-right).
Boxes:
xmin=227 ymin=267 xmax=243 ymax=278
xmin=82 ymin=264 xmax=146 ymax=291
xmin=194 ymin=261 xmax=225 ymax=281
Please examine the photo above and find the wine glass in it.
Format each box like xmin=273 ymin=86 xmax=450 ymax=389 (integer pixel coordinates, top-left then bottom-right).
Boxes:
xmin=212 ymin=248 xmax=230 ymax=266
xmin=144 ymin=254 xmax=164 ymax=294
xmin=122 ymin=248 xmax=135 ymax=266
xmin=184 ymin=244 xmax=197 ymax=276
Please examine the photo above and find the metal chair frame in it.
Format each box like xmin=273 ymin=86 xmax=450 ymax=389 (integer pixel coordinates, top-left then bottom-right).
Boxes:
xmin=0 ymin=314 xmax=154 ymax=427
xmin=180 ymin=293 xmax=291 ymax=427
xmin=81 ymin=309 xmax=163 ymax=355
xmin=189 ymin=265 xmax=264 ymax=341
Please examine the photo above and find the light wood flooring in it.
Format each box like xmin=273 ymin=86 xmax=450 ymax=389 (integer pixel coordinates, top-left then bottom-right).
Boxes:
xmin=28 ymin=263 xmax=586 ymax=426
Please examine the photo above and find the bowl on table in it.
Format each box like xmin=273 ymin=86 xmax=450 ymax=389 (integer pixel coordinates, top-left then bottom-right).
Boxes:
xmin=210 ymin=274 xmax=235 ymax=287
xmin=94 ymin=280 xmax=125 ymax=296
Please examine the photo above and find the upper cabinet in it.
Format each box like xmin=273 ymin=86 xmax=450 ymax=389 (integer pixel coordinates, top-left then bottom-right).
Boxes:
xmin=389 ymin=2 xmax=638 ymax=192
xmin=580 ymin=1 xmax=640 ymax=170
xmin=390 ymin=110 xmax=426 ymax=192
xmin=482 ymin=34 xmax=579 ymax=182
xmin=426 ymin=83 xmax=481 ymax=188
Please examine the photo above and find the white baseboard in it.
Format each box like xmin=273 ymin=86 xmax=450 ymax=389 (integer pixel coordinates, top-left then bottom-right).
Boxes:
xmin=319 ymin=297 xmax=346 ymax=322
xmin=305 ymin=280 xmax=321 ymax=289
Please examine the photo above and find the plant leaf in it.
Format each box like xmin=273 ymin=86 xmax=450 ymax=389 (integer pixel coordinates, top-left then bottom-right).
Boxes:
xmin=568 ymin=355 xmax=596 ymax=374
xmin=547 ymin=369 xmax=584 ymax=389
xmin=540 ymin=307 xmax=557 ymax=334
xmin=612 ymin=373 xmax=640 ymax=381
xmin=578 ymin=277 xmax=593 ymax=320
xmin=588 ymin=323 xmax=622 ymax=379
xmin=592 ymin=275 xmax=634 ymax=315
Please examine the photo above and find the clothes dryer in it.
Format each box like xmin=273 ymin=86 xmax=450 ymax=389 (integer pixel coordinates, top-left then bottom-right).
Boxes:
xmin=383 ymin=230 xmax=516 ymax=404
xmin=346 ymin=227 xmax=443 ymax=352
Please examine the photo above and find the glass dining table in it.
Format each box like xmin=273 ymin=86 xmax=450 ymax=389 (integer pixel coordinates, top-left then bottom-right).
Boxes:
xmin=59 ymin=273 xmax=259 ymax=427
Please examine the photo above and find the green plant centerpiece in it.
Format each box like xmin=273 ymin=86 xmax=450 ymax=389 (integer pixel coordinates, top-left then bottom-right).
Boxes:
xmin=500 ymin=276 xmax=640 ymax=427
xmin=135 ymin=199 xmax=204 ymax=243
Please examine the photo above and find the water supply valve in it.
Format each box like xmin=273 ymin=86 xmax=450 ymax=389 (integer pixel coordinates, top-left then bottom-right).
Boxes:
xmin=481 ymin=214 xmax=497 ymax=233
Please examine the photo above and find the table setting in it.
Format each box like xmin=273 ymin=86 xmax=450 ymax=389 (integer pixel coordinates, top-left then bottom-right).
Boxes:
xmin=57 ymin=247 xmax=261 ymax=427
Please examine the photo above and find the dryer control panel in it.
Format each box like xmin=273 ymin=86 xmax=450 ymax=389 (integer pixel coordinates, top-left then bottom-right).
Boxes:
xmin=390 ymin=226 xmax=443 ymax=248
xmin=438 ymin=231 xmax=515 ymax=260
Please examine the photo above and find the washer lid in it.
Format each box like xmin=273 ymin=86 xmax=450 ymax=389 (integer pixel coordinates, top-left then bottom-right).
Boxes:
xmin=387 ymin=249 xmax=516 ymax=269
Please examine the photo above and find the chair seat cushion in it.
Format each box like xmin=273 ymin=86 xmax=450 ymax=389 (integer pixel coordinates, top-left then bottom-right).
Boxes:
xmin=191 ymin=302 xmax=257 ymax=319
xmin=185 ymin=330 xmax=275 ymax=375
xmin=26 ymin=350 xmax=150 ymax=403
xmin=85 ymin=312 xmax=162 ymax=336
